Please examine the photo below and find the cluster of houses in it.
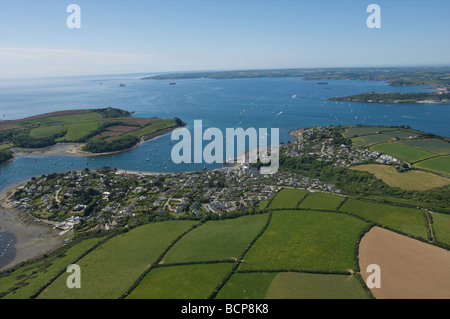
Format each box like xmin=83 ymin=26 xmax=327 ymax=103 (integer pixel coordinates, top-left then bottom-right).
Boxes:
xmin=285 ymin=126 xmax=401 ymax=167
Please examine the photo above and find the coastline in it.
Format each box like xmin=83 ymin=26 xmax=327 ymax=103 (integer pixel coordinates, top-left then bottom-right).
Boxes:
xmin=0 ymin=182 xmax=69 ymax=272
xmin=8 ymin=124 xmax=184 ymax=158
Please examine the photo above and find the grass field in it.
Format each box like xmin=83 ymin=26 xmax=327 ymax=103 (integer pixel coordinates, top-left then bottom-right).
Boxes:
xmin=269 ymin=188 xmax=308 ymax=209
xmin=162 ymin=214 xmax=268 ymax=264
xmin=30 ymin=124 xmax=65 ymax=138
xmin=382 ymin=130 xmax=421 ymax=139
xmin=298 ymin=192 xmax=345 ymax=211
xmin=342 ymin=126 xmax=396 ymax=138
xmin=265 ymin=272 xmax=369 ymax=299
xmin=352 ymin=134 xmax=394 ymax=146
xmin=370 ymin=142 xmax=435 ymax=163
xmin=399 ymin=139 xmax=450 ymax=155
xmin=0 ymin=144 xmax=11 ymax=150
xmin=126 ymin=263 xmax=233 ymax=299
xmin=431 ymin=212 xmax=450 ymax=246
xmin=413 ymin=155 xmax=450 ymax=175
xmin=339 ymin=199 xmax=428 ymax=239
xmin=351 ymin=164 xmax=450 ymax=191
xmin=0 ymin=237 xmax=104 ymax=299
xmin=239 ymin=210 xmax=368 ymax=272
xmin=18 ymin=112 xmax=103 ymax=126
xmin=125 ymin=119 xmax=178 ymax=138
xmin=61 ymin=121 xmax=100 ymax=141
xmin=215 ymin=272 xmax=277 ymax=299
xmin=37 ymin=221 xmax=196 ymax=299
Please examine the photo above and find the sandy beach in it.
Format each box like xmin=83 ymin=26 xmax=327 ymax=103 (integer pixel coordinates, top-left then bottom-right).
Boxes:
xmin=0 ymin=183 xmax=69 ymax=272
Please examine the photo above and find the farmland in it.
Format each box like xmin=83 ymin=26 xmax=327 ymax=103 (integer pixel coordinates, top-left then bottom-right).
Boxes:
xmin=37 ymin=221 xmax=196 ymax=299
xmin=339 ymin=199 xmax=428 ymax=239
xmin=413 ymin=155 xmax=450 ymax=175
xmin=0 ymin=108 xmax=183 ymax=155
xmin=431 ymin=213 xmax=450 ymax=246
xmin=239 ymin=210 xmax=368 ymax=272
xmin=268 ymin=188 xmax=308 ymax=209
xmin=370 ymin=142 xmax=435 ymax=163
xmin=162 ymin=214 xmax=268 ymax=264
xmin=298 ymin=192 xmax=345 ymax=211
xmin=1 ymin=123 xmax=449 ymax=300
xmin=399 ymin=139 xmax=450 ymax=155
xmin=350 ymin=164 xmax=450 ymax=191
xmin=1 ymin=183 xmax=449 ymax=299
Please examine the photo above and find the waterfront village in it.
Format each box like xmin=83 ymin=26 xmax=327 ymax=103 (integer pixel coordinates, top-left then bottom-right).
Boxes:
xmin=5 ymin=125 xmax=407 ymax=235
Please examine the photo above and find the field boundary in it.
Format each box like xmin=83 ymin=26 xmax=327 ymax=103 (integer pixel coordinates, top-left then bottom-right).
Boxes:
xmin=119 ymin=221 xmax=205 ymax=299
xmin=209 ymin=212 xmax=273 ymax=299
xmin=29 ymin=233 xmax=116 ymax=299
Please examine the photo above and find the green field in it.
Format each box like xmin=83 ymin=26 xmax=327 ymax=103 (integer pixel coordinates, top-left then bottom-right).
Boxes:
xmin=0 ymin=237 xmax=104 ymax=299
xmin=342 ymin=126 xmax=396 ymax=138
xmin=339 ymin=199 xmax=428 ymax=238
xmin=0 ymin=144 xmax=11 ymax=150
xmin=216 ymin=272 xmax=369 ymax=299
xmin=399 ymin=139 xmax=450 ymax=155
xmin=125 ymin=119 xmax=178 ymax=138
xmin=162 ymin=214 xmax=268 ymax=263
xmin=61 ymin=121 xmax=100 ymax=141
xmin=370 ymin=142 xmax=435 ymax=163
xmin=352 ymin=134 xmax=394 ymax=146
xmin=30 ymin=124 xmax=65 ymax=138
xmin=351 ymin=164 xmax=450 ymax=191
xmin=216 ymin=272 xmax=277 ymax=299
xmin=265 ymin=272 xmax=369 ymax=299
xmin=382 ymin=130 xmax=421 ymax=139
xmin=269 ymin=188 xmax=308 ymax=209
xmin=37 ymin=221 xmax=196 ymax=299
xmin=298 ymin=192 xmax=345 ymax=211
xmin=240 ymin=210 xmax=368 ymax=272
xmin=431 ymin=212 xmax=450 ymax=245
xmin=126 ymin=263 xmax=233 ymax=299
xmin=413 ymin=155 xmax=450 ymax=175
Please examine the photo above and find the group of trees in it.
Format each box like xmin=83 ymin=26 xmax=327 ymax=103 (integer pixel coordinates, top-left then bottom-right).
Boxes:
xmin=82 ymin=135 xmax=139 ymax=153
xmin=0 ymin=149 xmax=13 ymax=164
xmin=93 ymin=107 xmax=131 ymax=118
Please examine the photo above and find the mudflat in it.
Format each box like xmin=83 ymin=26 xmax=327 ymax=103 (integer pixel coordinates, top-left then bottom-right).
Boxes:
xmin=0 ymin=186 xmax=68 ymax=271
xmin=359 ymin=226 xmax=450 ymax=299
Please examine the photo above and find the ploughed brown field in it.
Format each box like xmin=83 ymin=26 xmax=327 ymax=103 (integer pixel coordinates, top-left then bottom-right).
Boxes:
xmin=359 ymin=227 xmax=450 ymax=299
xmin=101 ymin=118 xmax=160 ymax=126
xmin=8 ymin=109 xmax=91 ymax=123
xmin=0 ymin=123 xmax=22 ymax=131
xmin=91 ymin=125 xmax=140 ymax=140
xmin=108 ymin=125 xmax=141 ymax=132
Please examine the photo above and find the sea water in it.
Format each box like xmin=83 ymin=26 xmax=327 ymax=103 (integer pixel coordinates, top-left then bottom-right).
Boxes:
xmin=1 ymin=73 xmax=449 ymax=190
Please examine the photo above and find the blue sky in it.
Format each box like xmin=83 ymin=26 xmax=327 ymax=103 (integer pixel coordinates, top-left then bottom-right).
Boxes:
xmin=1 ymin=0 xmax=449 ymax=78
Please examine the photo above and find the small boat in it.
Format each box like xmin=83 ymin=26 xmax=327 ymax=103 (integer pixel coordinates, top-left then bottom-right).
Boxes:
xmin=317 ymin=82 xmax=328 ymax=85
xmin=119 ymin=83 xmax=126 ymax=87
xmin=169 ymin=82 xmax=176 ymax=85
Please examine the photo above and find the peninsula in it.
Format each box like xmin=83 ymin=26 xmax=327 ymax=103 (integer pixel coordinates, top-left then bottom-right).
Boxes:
xmin=0 ymin=108 xmax=185 ymax=162
xmin=327 ymin=92 xmax=450 ymax=104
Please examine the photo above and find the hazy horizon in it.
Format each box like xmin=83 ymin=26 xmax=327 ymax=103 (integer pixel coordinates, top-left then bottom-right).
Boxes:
xmin=1 ymin=0 xmax=449 ymax=79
